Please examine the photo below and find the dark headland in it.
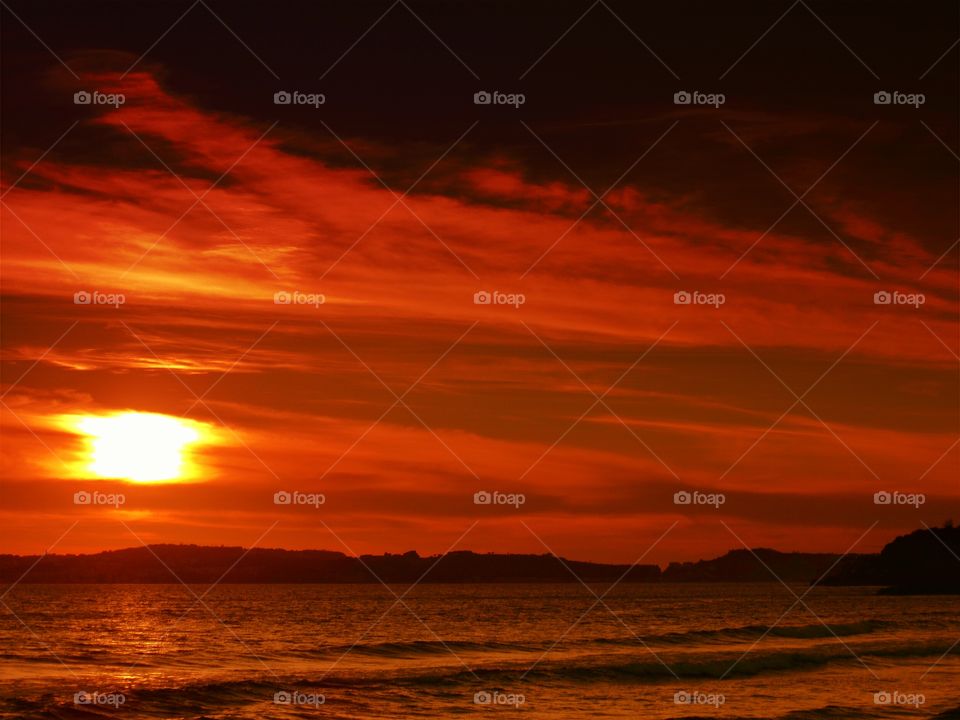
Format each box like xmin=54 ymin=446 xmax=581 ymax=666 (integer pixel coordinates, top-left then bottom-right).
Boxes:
xmin=821 ymin=523 xmax=960 ymax=594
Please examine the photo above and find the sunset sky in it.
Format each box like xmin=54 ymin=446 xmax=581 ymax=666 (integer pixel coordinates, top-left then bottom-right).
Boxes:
xmin=1 ymin=0 xmax=957 ymax=563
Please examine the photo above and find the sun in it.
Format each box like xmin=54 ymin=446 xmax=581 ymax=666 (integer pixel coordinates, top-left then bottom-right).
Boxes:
xmin=60 ymin=411 xmax=211 ymax=482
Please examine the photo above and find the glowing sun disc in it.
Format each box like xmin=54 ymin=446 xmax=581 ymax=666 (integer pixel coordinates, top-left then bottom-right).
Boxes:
xmin=64 ymin=411 xmax=210 ymax=482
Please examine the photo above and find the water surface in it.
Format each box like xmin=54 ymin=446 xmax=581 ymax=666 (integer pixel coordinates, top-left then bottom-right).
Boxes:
xmin=1 ymin=583 xmax=957 ymax=718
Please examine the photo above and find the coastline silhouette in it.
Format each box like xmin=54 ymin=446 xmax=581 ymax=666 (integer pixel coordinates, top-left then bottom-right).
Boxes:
xmin=3 ymin=524 xmax=955 ymax=592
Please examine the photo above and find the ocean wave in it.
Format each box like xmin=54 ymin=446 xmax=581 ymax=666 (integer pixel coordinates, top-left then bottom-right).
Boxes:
xmin=58 ymin=645 xmax=955 ymax=693
xmin=386 ymin=639 xmax=957 ymax=684
xmin=300 ymin=620 xmax=890 ymax=659
xmin=626 ymin=619 xmax=891 ymax=645
xmin=6 ymin=635 xmax=954 ymax=720
xmin=10 ymin=653 xmax=956 ymax=720
xmin=319 ymin=638 xmax=538 ymax=657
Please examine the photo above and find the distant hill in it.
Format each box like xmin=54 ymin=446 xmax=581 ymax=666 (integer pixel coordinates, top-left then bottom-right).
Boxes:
xmin=1 ymin=525 xmax=954 ymax=587
xmin=822 ymin=524 xmax=960 ymax=594
xmin=661 ymin=549 xmax=845 ymax=583
xmin=0 ymin=545 xmax=661 ymax=584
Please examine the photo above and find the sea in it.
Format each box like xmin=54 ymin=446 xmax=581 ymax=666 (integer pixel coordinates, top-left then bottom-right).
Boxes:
xmin=1 ymin=583 xmax=958 ymax=718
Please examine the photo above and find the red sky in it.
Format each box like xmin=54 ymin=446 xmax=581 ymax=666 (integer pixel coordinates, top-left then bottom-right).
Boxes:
xmin=1 ymin=40 xmax=958 ymax=564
